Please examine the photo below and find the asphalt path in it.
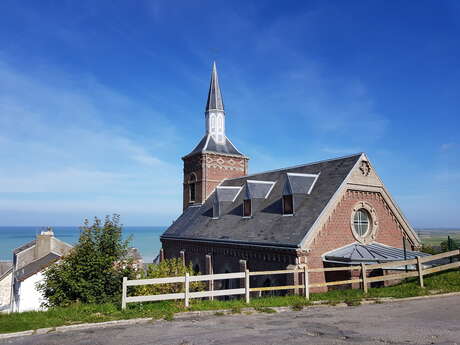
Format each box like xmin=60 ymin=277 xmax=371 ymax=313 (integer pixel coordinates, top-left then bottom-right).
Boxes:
xmin=3 ymin=295 xmax=460 ymax=345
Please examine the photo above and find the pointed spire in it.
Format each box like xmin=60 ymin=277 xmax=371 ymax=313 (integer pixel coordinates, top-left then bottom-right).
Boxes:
xmin=205 ymin=61 xmax=224 ymax=113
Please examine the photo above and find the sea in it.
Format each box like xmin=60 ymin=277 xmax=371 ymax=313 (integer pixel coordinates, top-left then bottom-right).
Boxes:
xmin=0 ymin=226 xmax=165 ymax=262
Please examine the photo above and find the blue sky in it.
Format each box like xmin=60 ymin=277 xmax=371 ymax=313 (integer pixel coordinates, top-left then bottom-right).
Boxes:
xmin=0 ymin=0 xmax=459 ymax=227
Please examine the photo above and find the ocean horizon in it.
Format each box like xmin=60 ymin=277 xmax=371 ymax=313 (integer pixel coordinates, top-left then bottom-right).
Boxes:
xmin=0 ymin=226 xmax=165 ymax=262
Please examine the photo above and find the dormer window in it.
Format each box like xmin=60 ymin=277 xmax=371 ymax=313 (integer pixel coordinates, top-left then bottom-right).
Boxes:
xmin=243 ymin=199 xmax=252 ymax=217
xmin=282 ymin=195 xmax=294 ymax=215
xmin=189 ymin=174 xmax=196 ymax=202
xmin=213 ymin=201 xmax=220 ymax=219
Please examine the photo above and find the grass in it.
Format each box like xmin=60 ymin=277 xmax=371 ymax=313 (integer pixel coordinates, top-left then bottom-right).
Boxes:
xmin=1 ymin=270 xmax=459 ymax=334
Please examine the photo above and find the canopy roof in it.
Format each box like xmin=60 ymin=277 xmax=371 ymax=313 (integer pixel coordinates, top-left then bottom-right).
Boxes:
xmin=323 ymin=242 xmax=429 ymax=265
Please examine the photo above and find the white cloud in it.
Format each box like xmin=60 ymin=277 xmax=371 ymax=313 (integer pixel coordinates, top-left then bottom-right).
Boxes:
xmin=0 ymin=59 xmax=182 ymax=223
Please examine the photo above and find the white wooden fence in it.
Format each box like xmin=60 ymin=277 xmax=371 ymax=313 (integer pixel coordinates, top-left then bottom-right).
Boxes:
xmin=121 ymin=249 xmax=460 ymax=309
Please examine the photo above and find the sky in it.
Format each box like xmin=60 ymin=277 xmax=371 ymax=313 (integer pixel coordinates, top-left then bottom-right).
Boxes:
xmin=0 ymin=0 xmax=459 ymax=228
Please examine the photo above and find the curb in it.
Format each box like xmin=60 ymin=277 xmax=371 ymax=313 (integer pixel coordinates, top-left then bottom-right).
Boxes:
xmin=1 ymin=292 xmax=460 ymax=340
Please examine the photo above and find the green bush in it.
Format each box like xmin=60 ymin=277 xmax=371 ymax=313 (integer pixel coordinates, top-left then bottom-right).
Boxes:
xmin=132 ymin=258 xmax=204 ymax=296
xmin=38 ymin=215 xmax=134 ymax=307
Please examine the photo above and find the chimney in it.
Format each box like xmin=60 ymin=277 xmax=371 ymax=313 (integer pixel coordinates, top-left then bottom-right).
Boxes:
xmin=35 ymin=228 xmax=54 ymax=259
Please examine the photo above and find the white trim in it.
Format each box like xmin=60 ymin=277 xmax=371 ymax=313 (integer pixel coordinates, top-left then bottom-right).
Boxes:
xmin=246 ymin=180 xmax=276 ymax=184
xmin=286 ymin=172 xmax=318 ymax=177
xmin=307 ymin=172 xmax=320 ymax=195
xmin=203 ymin=135 xmax=211 ymax=151
xmin=299 ymin=154 xmax=364 ymax=249
xmin=224 ymin=135 xmax=245 ymax=156
xmin=265 ymin=181 xmax=277 ymax=199
xmin=216 ymin=186 xmax=241 ymax=189
xmin=245 ymin=180 xmax=276 ymax=199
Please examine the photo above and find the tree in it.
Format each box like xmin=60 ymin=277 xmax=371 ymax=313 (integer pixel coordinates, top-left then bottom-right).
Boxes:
xmin=38 ymin=215 xmax=134 ymax=307
xmin=440 ymin=237 xmax=459 ymax=252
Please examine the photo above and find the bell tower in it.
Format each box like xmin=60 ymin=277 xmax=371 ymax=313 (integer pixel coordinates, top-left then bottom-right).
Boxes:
xmin=182 ymin=62 xmax=249 ymax=210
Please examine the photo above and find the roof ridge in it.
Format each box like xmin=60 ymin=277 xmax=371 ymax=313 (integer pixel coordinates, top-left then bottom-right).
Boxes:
xmin=224 ymin=153 xmax=363 ymax=181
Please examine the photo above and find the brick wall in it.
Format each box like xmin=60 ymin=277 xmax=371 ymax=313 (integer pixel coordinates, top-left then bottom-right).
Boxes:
xmin=307 ymin=189 xmax=409 ymax=292
xmin=183 ymin=152 xmax=248 ymax=210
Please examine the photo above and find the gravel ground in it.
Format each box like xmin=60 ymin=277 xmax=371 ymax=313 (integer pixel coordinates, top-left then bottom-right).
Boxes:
xmin=3 ymin=295 xmax=460 ymax=345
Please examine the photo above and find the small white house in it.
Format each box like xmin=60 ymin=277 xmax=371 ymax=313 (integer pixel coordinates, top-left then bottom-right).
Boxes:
xmin=1 ymin=230 xmax=72 ymax=313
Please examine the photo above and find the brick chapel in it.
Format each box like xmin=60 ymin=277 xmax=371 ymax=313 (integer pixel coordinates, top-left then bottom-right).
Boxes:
xmin=161 ymin=63 xmax=423 ymax=292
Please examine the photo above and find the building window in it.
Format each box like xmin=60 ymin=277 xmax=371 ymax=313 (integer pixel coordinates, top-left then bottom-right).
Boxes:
xmin=243 ymin=199 xmax=252 ymax=217
xmin=353 ymin=208 xmax=370 ymax=237
xmin=189 ymin=174 xmax=196 ymax=202
xmin=282 ymin=195 xmax=293 ymax=215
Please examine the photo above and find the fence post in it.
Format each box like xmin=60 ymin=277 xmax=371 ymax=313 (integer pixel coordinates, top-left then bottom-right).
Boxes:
xmin=416 ymin=256 xmax=424 ymax=288
xmin=245 ymin=269 xmax=250 ymax=304
xmin=180 ymin=250 xmax=185 ymax=266
xmin=122 ymin=277 xmax=127 ymax=310
xmin=361 ymin=263 xmax=368 ymax=293
xmin=184 ymin=272 xmax=190 ymax=307
xmin=205 ymin=254 xmax=214 ymax=301
xmin=303 ymin=266 xmax=309 ymax=300
xmin=294 ymin=267 xmax=299 ymax=295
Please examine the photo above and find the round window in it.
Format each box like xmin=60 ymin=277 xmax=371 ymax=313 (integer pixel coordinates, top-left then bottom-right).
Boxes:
xmin=353 ymin=208 xmax=371 ymax=237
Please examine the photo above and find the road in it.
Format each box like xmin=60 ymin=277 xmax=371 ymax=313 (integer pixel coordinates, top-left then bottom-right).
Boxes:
xmin=3 ymin=295 xmax=460 ymax=345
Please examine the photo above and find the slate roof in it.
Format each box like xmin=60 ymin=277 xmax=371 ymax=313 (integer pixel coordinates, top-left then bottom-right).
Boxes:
xmin=13 ymin=240 xmax=36 ymax=255
xmin=184 ymin=134 xmax=245 ymax=158
xmin=323 ymin=242 xmax=429 ymax=264
xmin=162 ymin=154 xmax=362 ymax=248
xmin=206 ymin=62 xmax=224 ymax=112
xmin=215 ymin=187 xmax=241 ymax=203
xmin=14 ymin=252 xmax=60 ymax=282
xmin=283 ymin=173 xmax=318 ymax=195
xmin=0 ymin=261 xmax=12 ymax=277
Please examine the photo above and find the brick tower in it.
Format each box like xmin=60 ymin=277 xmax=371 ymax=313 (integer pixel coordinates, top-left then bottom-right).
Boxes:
xmin=182 ymin=62 xmax=249 ymax=210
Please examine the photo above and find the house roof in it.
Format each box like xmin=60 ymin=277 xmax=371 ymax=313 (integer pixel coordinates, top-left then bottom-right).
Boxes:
xmin=323 ymin=242 xmax=430 ymax=264
xmin=184 ymin=134 xmax=245 ymax=158
xmin=162 ymin=154 xmax=361 ymax=248
xmin=13 ymin=240 xmax=36 ymax=255
xmin=15 ymin=252 xmax=61 ymax=282
xmin=0 ymin=261 xmax=12 ymax=279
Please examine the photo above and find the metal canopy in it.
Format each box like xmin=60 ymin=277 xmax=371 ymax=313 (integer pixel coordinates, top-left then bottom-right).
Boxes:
xmin=323 ymin=242 xmax=429 ymax=265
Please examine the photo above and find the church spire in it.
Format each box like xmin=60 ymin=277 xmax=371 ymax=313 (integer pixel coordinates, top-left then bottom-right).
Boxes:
xmin=205 ymin=62 xmax=226 ymax=144
xmin=205 ymin=61 xmax=224 ymax=113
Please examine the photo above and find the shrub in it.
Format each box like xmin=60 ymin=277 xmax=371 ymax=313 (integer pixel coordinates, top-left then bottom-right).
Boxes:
xmin=38 ymin=215 xmax=134 ymax=307
xmin=132 ymin=258 xmax=205 ymax=296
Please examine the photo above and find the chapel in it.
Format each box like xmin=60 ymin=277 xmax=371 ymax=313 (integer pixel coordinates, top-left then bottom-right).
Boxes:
xmin=160 ymin=63 xmax=422 ymax=291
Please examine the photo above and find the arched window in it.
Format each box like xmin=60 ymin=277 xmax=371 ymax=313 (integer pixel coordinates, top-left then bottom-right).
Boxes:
xmin=218 ymin=115 xmax=223 ymax=131
xmin=189 ymin=174 xmax=196 ymax=202
xmin=353 ymin=208 xmax=370 ymax=237
xmin=210 ymin=114 xmax=216 ymax=131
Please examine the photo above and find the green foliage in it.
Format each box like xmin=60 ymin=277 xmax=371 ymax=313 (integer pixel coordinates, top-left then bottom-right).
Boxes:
xmin=440 ymin=238 xmax=459 ymax=252
xmin=132 ymin=259 xmax=205 ymax=296
xmin=38 ymin=215 xmax=134 ymax=307
xmin=420 ymin=244 xmax=439 ymax=255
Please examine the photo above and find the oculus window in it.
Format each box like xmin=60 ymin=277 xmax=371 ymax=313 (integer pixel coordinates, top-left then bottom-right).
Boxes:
xmin=282 ymin=195 xmax=294 ymax=215
xmin=353 ymin=209 xmax=370 ymax=237
xmin=243 ymin=199 xmax=252 ymax=217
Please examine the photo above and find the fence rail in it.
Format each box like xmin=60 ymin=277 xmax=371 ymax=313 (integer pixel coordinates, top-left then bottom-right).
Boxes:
xmin=121 ymin=249 xmax=460 ymax=309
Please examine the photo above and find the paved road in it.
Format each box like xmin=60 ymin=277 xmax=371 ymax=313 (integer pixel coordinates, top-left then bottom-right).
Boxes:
xmin=3 ymin=296 xmax=460 ymax=345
